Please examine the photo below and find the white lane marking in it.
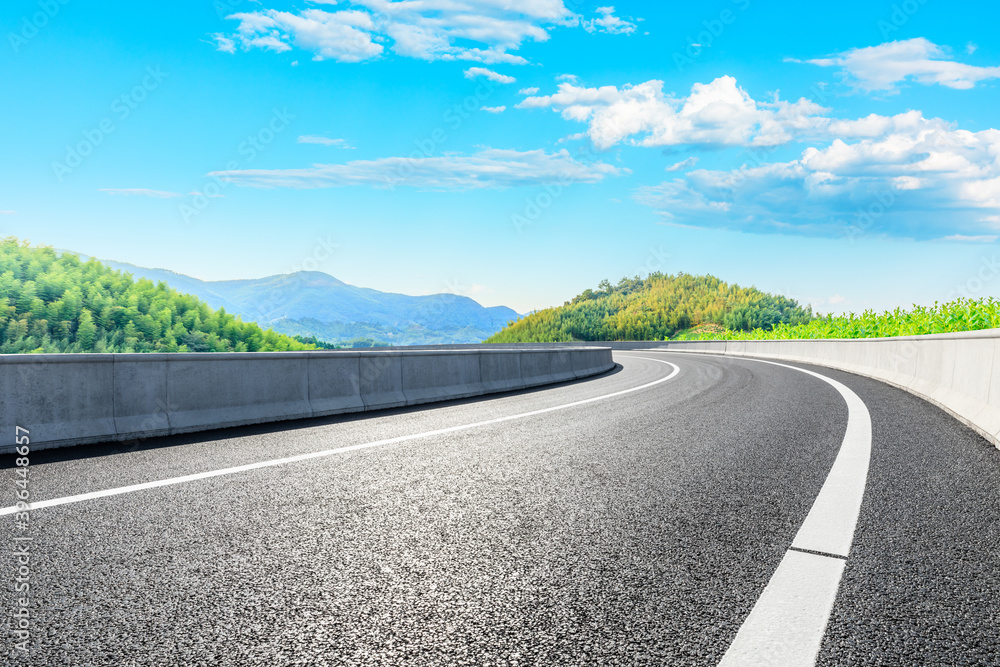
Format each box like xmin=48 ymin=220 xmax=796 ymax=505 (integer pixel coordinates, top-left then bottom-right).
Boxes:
xmin=0 ymin=358 xmax=679 ymax=517
xmin=620 ymin=352 xmax=872 ymax=667
xmin=750 ymin=360 xmax=872 ymax=559
xmin=719 ymin=551 xmax=847 ymax=667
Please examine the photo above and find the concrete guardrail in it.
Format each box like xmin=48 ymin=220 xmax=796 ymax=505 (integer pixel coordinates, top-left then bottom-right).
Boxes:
xmin=663 ymin=333 xmax=1000 ymax=451
xmin=10 ymin=331 xmax=991 ymax=453
xmin=0 ymin=347 xmax=614 ymax=453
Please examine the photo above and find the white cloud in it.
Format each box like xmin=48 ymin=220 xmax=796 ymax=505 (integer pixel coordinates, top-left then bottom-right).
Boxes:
xmin=665 ymin=157 xmax=698 ymax=172
xmin=634 ymin=123 xmax=1000 ymax=239
xmin=557 ymin=132 xmax=588 ymax=143
xmin=99 ymin=188 xmax=181 ymax=198
xmin=0 ymin=210 xmax=15 ymax=215
xmin=516 ymin=75 xmax=968 ymax=152
xmin=217 ymin=1 xmax=583 ymax=64
xmin=824 ymin=109 xmax=950 ymax=138
xmin=807 ymin=38 xmax=1000 ymax=92
xmin=518 ymin=76 xmax=830 ymax=150
xmin=555 ymin=73 xmax=578 ymax=82
xmin=298 ymin=135 xmax=355 ymax=148
xmin=223 ymin=9 xmax=381 ymax=62
xmin=482 ymin=106 xmax=506 ymax=113
xmin=211 ymin=33 xmax=236 ymax=54
xmin=967 ymin=42 xmax=978 ymax=55
xmin=208 ymin=148 xmax=623 ymax=190
xmin=464 ymin=67 xmax=515 ymax=84
xmin=518 ymin=87 xmax=540 ymax=95
xmin=582 ymin=6 xmax=638 ymax=35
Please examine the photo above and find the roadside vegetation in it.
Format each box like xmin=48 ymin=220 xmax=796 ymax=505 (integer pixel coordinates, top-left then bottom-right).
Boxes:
xmin=0 ymin=238 xmax=315 ymax=353
xmin=293 ymin=334 xmax=390 ymax=349
xmin=689 ymin=297 xmax=1000 ymax=340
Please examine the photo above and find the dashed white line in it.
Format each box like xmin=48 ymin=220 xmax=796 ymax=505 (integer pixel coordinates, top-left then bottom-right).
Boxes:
xmin=0 ymin=357 xmax=679 ymax=517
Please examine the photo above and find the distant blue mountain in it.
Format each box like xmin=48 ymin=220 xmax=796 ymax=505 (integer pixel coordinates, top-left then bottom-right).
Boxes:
xmin=75 ymin=256 xmax=520 ymax=346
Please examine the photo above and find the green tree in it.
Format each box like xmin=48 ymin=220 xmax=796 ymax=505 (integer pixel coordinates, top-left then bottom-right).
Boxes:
xmin=76 ymin=309 xmax=97 ymax=348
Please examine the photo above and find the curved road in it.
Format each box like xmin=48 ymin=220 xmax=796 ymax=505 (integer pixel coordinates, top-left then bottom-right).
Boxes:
xmin=3 ymin=351 xmax=999 ymax=665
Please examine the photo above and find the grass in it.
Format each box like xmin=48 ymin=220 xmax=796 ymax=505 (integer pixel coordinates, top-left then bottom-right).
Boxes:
xmin=689 ymin=297 xmax=1000 ymax=341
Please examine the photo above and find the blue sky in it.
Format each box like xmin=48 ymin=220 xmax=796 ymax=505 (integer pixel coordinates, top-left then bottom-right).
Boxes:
xmin=3 ymin=0 xmax=1000 ymax=315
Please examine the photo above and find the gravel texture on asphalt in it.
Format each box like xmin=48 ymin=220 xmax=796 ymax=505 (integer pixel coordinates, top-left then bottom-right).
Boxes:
xmin=2 ymin=352 xmax=996 ymax=665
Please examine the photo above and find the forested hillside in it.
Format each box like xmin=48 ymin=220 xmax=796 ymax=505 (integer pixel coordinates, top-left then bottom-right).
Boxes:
xmin=486 ymin=272 xmax=815 ymax=343
xmin=0 ymin=239 xmax=313 ymax=353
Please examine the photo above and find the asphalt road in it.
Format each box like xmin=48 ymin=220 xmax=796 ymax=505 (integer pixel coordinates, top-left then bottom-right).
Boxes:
xmin=3 ymin=351 xmax=999 ymax=666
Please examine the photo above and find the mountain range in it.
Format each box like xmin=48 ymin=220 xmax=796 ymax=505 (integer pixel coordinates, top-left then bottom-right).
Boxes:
xmin=75 ymin=256 xmax=520 ymax=346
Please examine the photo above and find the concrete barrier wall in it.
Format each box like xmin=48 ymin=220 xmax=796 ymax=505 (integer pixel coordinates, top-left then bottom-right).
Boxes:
xmin=0 ymin=348 xmax=614 ymax=453
xmin=590 ymin=332 xmax=999 ymax=450
xmin=17 ymin=331 xmax=988 ymax=452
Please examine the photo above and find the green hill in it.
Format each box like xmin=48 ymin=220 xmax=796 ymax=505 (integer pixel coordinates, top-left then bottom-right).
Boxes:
xmin=0 ymin=238 xmax=314 ymax=353
xmin=485 ymin=272 xmax=816 ymax=343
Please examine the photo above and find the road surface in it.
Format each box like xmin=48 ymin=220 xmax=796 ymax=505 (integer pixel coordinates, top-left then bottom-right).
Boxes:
xmin=3 ymin=351 xmax=999 ymax=665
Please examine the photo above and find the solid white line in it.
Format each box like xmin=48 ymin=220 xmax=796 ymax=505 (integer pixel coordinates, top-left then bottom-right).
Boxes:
xmin=620 ymin=352 xmax=872 ymax=667
xmin=751 ymin=360 xmax=872 ymax=559
xmin=718 ymin=550 xmax=847 ymax=667
xmin=0 ymin=358 xmax=679 ymax=517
